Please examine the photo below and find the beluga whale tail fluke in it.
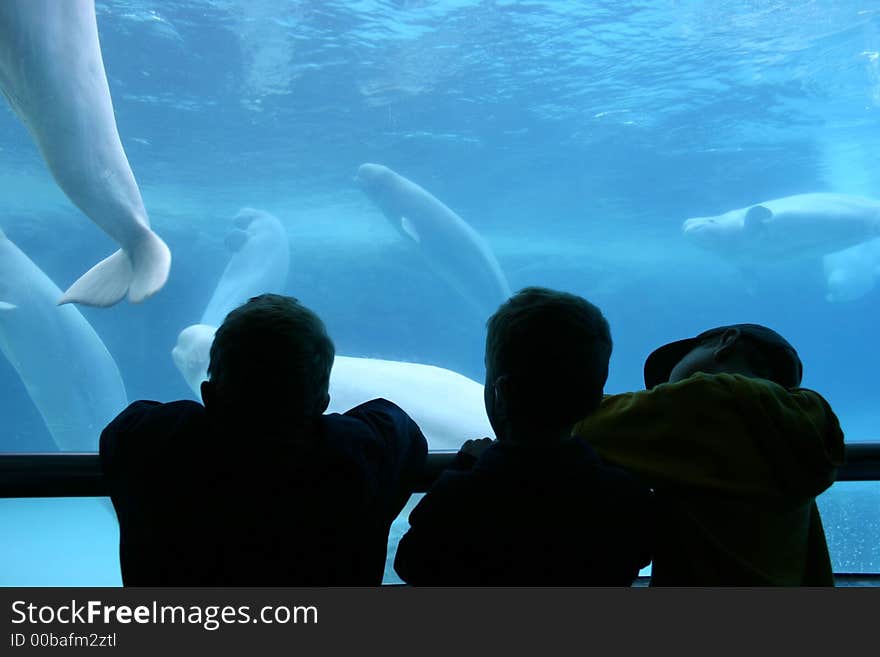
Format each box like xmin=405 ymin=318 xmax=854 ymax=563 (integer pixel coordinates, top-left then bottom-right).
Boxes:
xmin=0 ymin=0 xmax=172 ymax=307
xmin=57 ymin=231 xmax=172 ymax=306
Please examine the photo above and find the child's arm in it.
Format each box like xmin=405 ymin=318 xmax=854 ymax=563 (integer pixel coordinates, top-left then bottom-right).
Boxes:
xmin=572 ymin=373 xmax=844 ymax=500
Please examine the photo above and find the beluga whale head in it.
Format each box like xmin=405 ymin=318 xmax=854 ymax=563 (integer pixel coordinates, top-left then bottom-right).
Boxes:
xmin=682 ymin=205 xmax=773 ymax=258
xmin=354 ymin=163 xmax=391 ymax=193
xmin=171 ymin=323 xmax=216 ymax=398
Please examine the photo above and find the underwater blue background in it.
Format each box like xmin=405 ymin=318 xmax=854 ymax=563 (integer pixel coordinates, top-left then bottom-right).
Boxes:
xmin=0 ymin=1 xmax=877 ymax=583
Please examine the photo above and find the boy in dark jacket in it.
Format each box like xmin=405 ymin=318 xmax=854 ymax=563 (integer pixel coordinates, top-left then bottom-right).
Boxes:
xmin=394 ymin=287 xmax=654 ymax=585
xmin=101 ymin=294 xmax=427 ymax=586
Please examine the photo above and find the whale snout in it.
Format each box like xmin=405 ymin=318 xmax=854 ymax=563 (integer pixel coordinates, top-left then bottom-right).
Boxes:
xmin=355 ymin=163 xmax=388 ymax=188
xmin=172 ymin=324 xmax=216 ymax=396
xmin=170 ymin=344 xmax=187 ymax=371
xmin=355 ymin=163 xmax=372 ymax=182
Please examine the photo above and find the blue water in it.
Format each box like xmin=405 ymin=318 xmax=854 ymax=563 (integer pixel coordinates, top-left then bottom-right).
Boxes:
xmin=0 ymin=1 xmax=878 ymax=583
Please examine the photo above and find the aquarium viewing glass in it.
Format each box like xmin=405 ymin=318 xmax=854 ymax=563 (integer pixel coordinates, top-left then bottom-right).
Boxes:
xmin=0 ymin=1 xmax=877 ymax=584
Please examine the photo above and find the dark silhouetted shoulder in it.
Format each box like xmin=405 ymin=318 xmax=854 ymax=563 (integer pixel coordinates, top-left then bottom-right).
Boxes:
xmin=101 ymin=398 xmax=427 ymax=586
xmin=394 ymin=438 xmax=653 ymax=586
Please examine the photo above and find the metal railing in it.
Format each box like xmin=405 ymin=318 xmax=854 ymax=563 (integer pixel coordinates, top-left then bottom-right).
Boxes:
xmin=1 ymin=443 xmax=879 ymax=498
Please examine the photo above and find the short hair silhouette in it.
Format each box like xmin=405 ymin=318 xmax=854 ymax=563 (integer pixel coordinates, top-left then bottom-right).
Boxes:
xmin=207 ymin=293 xmax=335 ymax=419
xmin=485 ymin=286 xmax=612 ymax=430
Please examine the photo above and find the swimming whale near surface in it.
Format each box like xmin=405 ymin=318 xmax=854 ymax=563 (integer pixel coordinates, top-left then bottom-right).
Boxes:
xmin=683 ymin=193 xmax=880 ymax=265
xmin=355 ymin=163 xmax=511 ymax=317
xmin=0 ymin=0 xmax=170 ymax=307
xmin=172 ymin=208 xmax=290 ymax=387
xmin=0 ymin=227 xmax=127 ymax=451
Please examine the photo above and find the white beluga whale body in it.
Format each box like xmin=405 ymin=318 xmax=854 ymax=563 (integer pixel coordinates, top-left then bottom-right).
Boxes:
xmin=172 ymin=323 xmax=217 ymax=399
xmin=822 ymin=237 xmax=880 ymax=302
xmin=171 ymin=206 xmax=492 ymax=450
xmin=172 ymin=208 xmax=290 ymax=387
xmin=0 ymin=227 xmax=127 ymax=450
xmin=355 ymin=163 xmax=511 ymax=317
xmin=199 ymin=208 xmax=291 ymax=327
xmin=0 ymin=0 xmax=170 ymax=307
xmin=329 ymin=357 xmax=493 ymax=451
xmin=175 ymin=337 xmax=493 ymax=452
xmin=683 ymin=193 xmax=880 ymax=264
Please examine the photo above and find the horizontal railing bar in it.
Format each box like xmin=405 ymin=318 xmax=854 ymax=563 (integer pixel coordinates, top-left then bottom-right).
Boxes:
xmin=1 ymin=443 xmax=879 ymax=498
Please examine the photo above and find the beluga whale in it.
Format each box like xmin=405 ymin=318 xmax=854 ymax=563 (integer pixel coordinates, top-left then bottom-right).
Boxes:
xmin=172 ymin=208 xmax=290 ymax=393
xmin=0 ymin=226 xmax=127 ymax=451
xmin=199 ymin=208 xmax=291 ymax=328
xmin=355 ymin=163 xmax=511 ymax=317
xmin=0 ymin=0 xmax=171 ymax=307
xmin=683 ymin=193 xmax=880 ymax=265
xmin=170 ymin=208 xmax=493 ymax=450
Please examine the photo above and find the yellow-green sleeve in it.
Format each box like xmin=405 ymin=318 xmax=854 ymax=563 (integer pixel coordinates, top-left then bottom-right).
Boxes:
xmin=572 ymin=373 xmax=844 ymax=499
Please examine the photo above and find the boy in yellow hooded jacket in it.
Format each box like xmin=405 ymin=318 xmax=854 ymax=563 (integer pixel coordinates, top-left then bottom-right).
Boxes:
xmin=572 ymin=323 xmax=845 ymax=586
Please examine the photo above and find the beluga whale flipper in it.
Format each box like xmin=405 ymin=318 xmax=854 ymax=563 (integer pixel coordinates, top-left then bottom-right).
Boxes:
xmin=0 ymin=0 xmax=170 ymax=307
xmin=683 ymin=193 xmax=880 ymax=265
xmin=355 ymin=163 xmax=511 ymax=317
